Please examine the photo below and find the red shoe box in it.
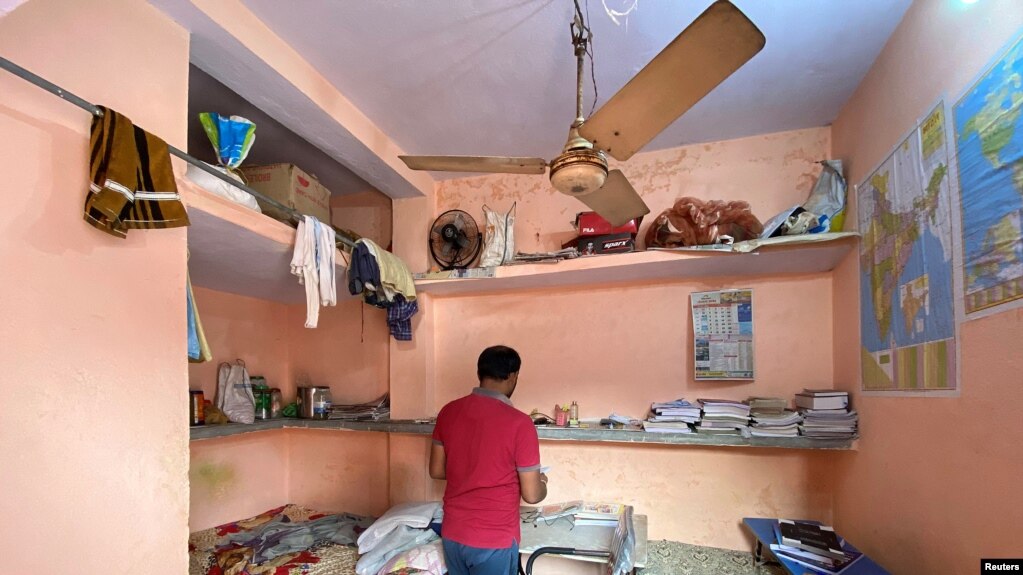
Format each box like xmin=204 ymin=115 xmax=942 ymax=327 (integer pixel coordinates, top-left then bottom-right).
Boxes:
xmin=563 ymin=232 xmax=635 ymax=254
xmin=574 ymin=211 xmax=640 ymax=237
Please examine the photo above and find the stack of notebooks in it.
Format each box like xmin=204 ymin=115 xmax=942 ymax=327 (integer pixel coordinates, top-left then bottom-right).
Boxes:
xmin=695 ymin=399 xmax=750 ymax=435
xmin=748 ymin=397 xmax=802 ymax=438
xmin=573 ymin=502 xmax=626 ymax=527
xmin=327 ymin=393 xmax=391 ymax=421
xmin=643 ymin=399 xmax=701 ymax=434
xmin=795 ymin=389 xmax=858 ymax=439
xmin=769 ymin=519 xmax=863 ymax=574
xmin=531 ymin=501 xmax=624 ymax=527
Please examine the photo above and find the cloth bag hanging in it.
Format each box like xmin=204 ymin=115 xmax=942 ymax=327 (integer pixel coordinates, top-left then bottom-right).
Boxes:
xmin=480 ymin=203 xmax=516 ymax=267
xmin=216 ymin=359 xmax=255 ymax=424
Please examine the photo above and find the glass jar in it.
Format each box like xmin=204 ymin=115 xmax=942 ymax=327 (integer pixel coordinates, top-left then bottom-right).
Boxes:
xmin=253 ymin=387 xmax=271 ymax=420
xmin=270 ymin=388 xmax=283 ymax=418
xmin=189 ymin=390 xmax=205 ymax=426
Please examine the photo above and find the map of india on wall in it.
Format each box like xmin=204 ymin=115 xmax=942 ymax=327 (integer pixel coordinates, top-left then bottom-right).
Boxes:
xmin=954 ymin=36 xmax=1023 ymax=315
xmin=858 ymin=103 xmax=957 ymax=391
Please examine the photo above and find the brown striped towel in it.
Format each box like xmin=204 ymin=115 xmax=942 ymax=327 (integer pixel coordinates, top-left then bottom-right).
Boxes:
xmin=85 ymin=106 xmax=189 ymax=238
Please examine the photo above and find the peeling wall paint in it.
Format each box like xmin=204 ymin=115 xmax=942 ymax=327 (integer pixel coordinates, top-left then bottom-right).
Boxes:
xmin=383 ymin=128 xmax=842 ymax=551
xmin=436 ymin=127 xmax=831 ymax=256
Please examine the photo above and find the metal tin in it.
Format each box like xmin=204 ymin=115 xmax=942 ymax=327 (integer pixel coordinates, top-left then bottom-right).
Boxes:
xmin=297 ymin=386 xmax=332 ymax=419
xmin=189 ymin=390 xmax=205 ymax=426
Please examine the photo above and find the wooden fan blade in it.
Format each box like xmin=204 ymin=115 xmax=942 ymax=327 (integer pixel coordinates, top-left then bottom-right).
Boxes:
xmin=399 ymin=155 xmax=547 ymax=174
xmin=580 ymin=0 xmax=765 ymax=161
xmin=576 ymin=170 xmax=650 ymax=227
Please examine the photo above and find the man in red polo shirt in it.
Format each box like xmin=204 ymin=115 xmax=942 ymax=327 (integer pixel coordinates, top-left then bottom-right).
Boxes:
xmin=430 ymin=345 xmax=548 ymax=575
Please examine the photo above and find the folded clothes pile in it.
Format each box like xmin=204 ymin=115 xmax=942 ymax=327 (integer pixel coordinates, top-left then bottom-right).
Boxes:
xmin=356 ymin=502 xmax=445 ymax=575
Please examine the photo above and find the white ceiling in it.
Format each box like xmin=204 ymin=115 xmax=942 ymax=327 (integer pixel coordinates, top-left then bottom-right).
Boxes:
xmin=240 ymin=0 xmax=912 ymax=179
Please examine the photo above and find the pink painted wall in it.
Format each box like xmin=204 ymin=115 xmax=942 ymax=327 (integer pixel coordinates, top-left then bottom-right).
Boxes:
xmin=287 ymin=298 xmax=390 ymax=404
xmin=386 ymin=127 xmax=839 ymax=550
xmin=189 ymin=431 xmax=290 ymax=531
xmin=0 ymin=0 xmax=191 ymax=571
xmin=287 ymin=429 xmax=391 ymax=517
xmin=830 ymin=1 xmax=1023 ymax=573
xmin=187 ymin=288 xmax=390 ymax=530
xmin=436 ymin=127 xmax=831 ymax=254
xmin=191 ymin=428 xmax=392 ymax=532
xmin=188 ymin=286 xmax=291 ymax=400
xmin=432 ymin=275 xmax=834 ymax=418
xmin=425 ymin=275 xmax=836 ymax=549
xmin=331 ymin=189 xmax=394 ymax=249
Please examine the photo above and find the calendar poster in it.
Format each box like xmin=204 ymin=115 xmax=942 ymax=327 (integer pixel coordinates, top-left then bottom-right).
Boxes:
xmin=691 ymin=289 xmax=755 ymax=380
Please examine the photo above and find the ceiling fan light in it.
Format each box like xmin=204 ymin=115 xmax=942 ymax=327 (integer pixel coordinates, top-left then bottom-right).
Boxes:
xmin=549 ymin=149 xmax=608 ymax=196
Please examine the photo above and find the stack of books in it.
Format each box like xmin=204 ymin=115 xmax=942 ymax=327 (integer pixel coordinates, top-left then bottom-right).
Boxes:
xmin=530 ymin=501 xmax=624 ymax=528
xmin=769 ymin=519 xmax=863 ymax=574
xmin=748 ymin=397 xmax=788 ymax=414
xmin=695 ymin=399 xmax=750 ymax=435
xmin=573 ymin=502 xmax=625 ymax=527
xmin=643 ymin=399 xmax=700 ymax=434
xmin=532 ymin=500 xmax=582 ymax=522
xmin=748 ymin=397 xmax=801 ymax=437
xmin=795 ymin=389 xmax=858 ymax=439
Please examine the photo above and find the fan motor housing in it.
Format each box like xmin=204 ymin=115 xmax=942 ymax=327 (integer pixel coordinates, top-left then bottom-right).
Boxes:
xmin=549 ymin=148 xmax=609 ymax=197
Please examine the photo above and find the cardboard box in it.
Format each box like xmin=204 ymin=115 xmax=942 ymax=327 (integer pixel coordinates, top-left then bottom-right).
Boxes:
xmin=238 ymin=163 xmax=331 ymax=224
xmin=565 ymin=232 xmax=636 ymax=255
xmin=575 ymin=211 xmax=641 ymax=237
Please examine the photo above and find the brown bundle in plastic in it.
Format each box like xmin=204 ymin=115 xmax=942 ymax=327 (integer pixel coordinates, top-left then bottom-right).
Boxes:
xmin=645 ymin=197 xmax=764 ymax=248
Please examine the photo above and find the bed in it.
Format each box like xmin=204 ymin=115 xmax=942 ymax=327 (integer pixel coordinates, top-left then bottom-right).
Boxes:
xmin=188 ymin=504 xmax=442 ymax=575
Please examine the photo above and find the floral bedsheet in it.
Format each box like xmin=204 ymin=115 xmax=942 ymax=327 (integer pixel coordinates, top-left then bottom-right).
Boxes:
xmin=189 ymin=504 xmax=432 ymax=575
xmin=188 ymin=504 xmax=367 ymax=575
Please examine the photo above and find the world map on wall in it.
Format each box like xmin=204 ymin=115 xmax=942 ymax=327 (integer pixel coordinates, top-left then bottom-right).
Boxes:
xmin=858 ymin=103 xmax=957 ymax=391
xmin=954 ymin=36 xmax=1023 ymax=315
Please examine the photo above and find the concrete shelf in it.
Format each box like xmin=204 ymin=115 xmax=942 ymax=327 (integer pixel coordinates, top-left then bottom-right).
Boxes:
xmin=414 ymin=233 xmax=858 ymax=297
xmin=190 ymin=418 xmax=855 ymax=450
xmin=181 ymin=177 xmax=352 ymax=304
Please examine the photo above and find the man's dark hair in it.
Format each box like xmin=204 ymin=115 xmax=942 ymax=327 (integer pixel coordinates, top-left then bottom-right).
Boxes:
xmin=477 ymin=345 xmax=521 ymax=381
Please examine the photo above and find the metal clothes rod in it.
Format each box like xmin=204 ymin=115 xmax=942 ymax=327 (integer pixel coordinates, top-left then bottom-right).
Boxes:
xmin=0 ymin=56 xmax=357 ymax=249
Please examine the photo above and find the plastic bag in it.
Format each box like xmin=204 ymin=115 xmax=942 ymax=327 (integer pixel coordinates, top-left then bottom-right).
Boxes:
xmin=199 ymin=112 xmax=256 ymax=170
xmin=188 ymin=112 xmax=261 ymax=211
xmin=185 ymin=162 xmax=261 ymax=212
xmin=645 ymin=197 xmax=763 ymax=248
xmin=480 ymin=203 xmax=516 ymax=267
xmin=801 ymin=160 xmax=847 ymax=232
xmin=216 ymin=360 xmax=255 ymax=424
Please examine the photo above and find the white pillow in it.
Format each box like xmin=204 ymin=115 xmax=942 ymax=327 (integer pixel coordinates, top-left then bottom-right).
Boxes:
xmin=357 ymin=501 xmax=442 ymax=554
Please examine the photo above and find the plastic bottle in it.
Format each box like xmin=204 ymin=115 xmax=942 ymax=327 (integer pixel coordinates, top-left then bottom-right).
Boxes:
xmin=569 ymin=401 xmax=579 ymax=425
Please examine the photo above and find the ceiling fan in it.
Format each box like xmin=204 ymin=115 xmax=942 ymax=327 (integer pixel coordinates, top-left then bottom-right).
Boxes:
xmin=399 ymin=0 xmax=765 ymax=227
